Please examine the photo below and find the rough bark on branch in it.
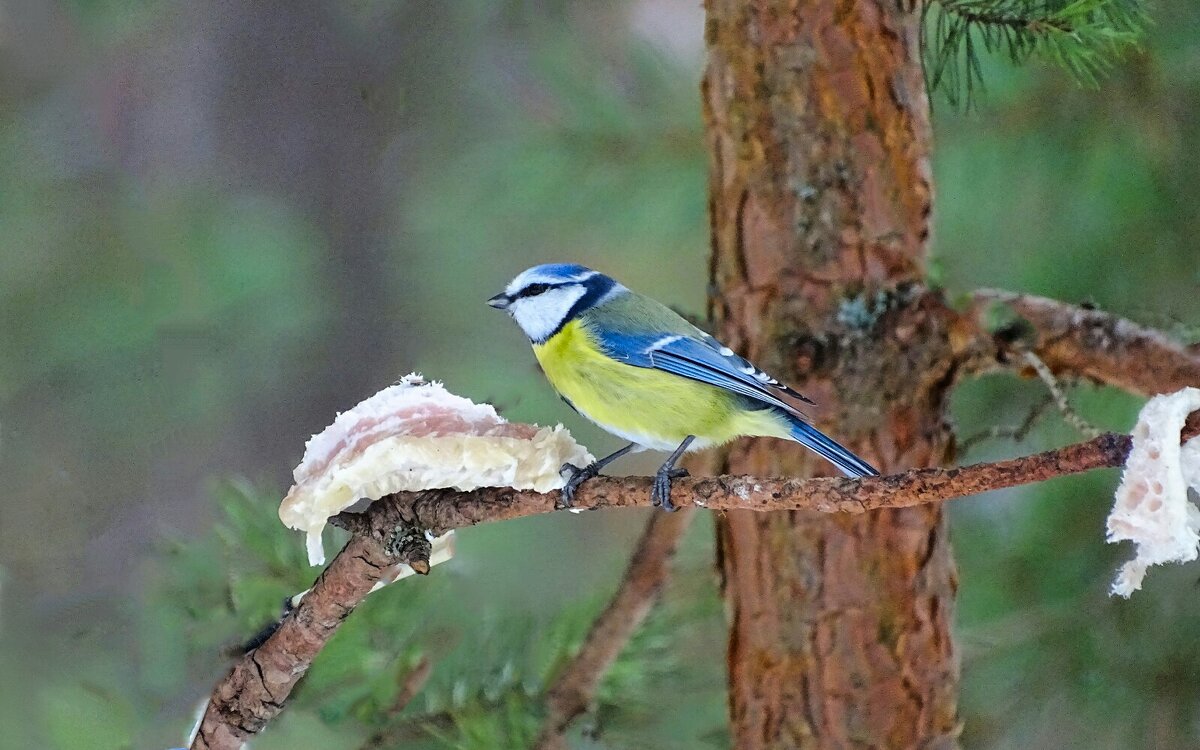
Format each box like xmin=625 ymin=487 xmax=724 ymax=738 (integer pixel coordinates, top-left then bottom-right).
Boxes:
xmin=191 ymin=534 xmax=397 ymax=750
xmin=191 ymin=418 xmax=1197 ymax=749
xmin=532 ymin=508 xmax=696 ymax=750
xmin=959 ymin=289 xmax=1200 ymax=397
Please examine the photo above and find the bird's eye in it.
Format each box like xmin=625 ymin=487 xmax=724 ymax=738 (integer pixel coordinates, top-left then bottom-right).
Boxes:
xmin=520 ymin=283 xmax=552 ymax=298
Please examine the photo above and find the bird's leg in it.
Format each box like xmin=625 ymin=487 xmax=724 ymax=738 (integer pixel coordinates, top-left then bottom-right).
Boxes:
xmin=559 ymin=443 xmax=636 ymax=509
xmin=652 ymin=436 xmax=694 ymax=512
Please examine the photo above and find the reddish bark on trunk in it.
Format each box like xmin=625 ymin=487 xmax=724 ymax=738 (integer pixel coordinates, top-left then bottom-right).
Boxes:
xmin=702 ymin=1 xmax=960 ymax=746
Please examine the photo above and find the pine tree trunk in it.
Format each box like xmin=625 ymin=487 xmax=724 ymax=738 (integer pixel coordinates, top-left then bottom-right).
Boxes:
xmin=702 ymin=1 xmax=960 ymax=747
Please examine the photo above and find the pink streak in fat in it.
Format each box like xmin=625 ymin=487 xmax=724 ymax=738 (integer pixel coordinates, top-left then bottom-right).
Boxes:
xmin=295 ymin=382 xmax=536 ymax=484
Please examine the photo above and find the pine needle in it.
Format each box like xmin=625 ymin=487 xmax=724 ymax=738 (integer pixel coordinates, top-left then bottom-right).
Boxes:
xmin=920 ymin=0 xmax=1149 ymax=107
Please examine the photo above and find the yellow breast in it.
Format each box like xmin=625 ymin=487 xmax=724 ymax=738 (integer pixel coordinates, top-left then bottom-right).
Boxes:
xmin=531 ymin=320 xmax=787 ymax=451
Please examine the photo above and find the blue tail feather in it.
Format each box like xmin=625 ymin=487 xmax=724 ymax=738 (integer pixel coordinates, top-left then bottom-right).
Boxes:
xmin=787 ymin=419 xmax=879 ymax=478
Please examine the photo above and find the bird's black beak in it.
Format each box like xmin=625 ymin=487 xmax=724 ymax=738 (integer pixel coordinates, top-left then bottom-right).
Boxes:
xmin=487 ymin=293 xmax=510 ymax=310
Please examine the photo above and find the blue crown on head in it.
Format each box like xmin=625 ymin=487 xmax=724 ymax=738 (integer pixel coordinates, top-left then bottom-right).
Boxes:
xmin=526 ymin=263 xmax=596 ymax=282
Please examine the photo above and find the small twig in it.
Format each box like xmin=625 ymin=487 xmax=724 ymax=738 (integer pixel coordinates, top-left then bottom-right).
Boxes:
xmin=933 ymin=1 xmax=1074 ymax=34
xmin=359 ymin=656 xmax=434 ymax=749
xmin=191 ymin=415 xmax=1199 ymax=749
xmin=1021 ymin=350 xmax=1102 ymax=438
xmin=533 ymin=509 xmax=695 ymax=750
xmin=387 ymin=656 xmax=433 ymax=719
xmin=957 ymin=393 xmax=1053 ymax=455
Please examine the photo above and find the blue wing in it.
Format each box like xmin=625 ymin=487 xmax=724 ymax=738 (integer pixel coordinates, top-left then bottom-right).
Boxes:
xmin=593 ymin=329 xmax=812 ymax=416
xmin=592 ymin=328 xmax=879 ymax=477
xmin=579 ymin=293 xmax=877 ymax=477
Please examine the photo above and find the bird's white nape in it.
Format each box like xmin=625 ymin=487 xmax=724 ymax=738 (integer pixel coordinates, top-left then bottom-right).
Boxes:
xmin=508 ymin=284 xmax=587 ymax=342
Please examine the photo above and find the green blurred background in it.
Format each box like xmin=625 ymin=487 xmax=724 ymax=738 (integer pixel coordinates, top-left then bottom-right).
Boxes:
xmin=1 ymin=1 xmax=1197 ymax=748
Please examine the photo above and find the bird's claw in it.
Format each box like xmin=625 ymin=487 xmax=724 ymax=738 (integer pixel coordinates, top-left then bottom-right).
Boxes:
xmin=559 ymin=462 xmax=599 ymax=509
xmin=651 ymin=467 xmax=689 ymax=512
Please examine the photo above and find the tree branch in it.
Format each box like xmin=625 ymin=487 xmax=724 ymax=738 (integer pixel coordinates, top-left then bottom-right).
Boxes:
xmin=191 ymin=415 xmax=1198 ymax=749
xmin=190 ymin=509 xmax=429 ymax=750
xmin=533 ymin=509 xmax=695 ymax=750
xmin=959 ymin=289 xmax=1200 ymax=396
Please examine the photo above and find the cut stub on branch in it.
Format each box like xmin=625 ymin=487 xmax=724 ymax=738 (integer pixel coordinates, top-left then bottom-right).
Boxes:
xmin=1107 ymin=388 xmax=1200 ymax=597
xmin=279 ymin=373 xmax=594 ymax=566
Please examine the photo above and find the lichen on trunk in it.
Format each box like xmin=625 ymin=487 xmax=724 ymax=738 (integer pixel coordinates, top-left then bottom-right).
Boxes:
xmin=702 ymin=0 xmax=961 ymax=746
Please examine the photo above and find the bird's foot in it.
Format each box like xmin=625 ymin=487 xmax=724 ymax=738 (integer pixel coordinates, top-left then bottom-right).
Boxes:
xmin=559 ymin=462 xmax=600 ymax=510
xmin=651 ymin=467 xmax=689 ymax=512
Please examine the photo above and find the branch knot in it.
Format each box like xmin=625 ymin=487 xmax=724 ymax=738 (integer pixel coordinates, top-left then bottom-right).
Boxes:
xmin=387 ymin=526 xmax=432 ymax=575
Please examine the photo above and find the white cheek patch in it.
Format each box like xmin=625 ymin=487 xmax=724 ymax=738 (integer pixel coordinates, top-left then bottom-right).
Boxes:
xmin=511 ymin=285 xmax=587 ymax=342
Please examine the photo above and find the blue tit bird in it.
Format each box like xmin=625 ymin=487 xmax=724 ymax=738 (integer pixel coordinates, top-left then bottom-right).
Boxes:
xmin=487 ymin=263 xmax=878 ymax=511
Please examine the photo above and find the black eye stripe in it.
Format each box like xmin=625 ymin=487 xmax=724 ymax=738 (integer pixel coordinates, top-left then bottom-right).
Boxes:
xmin=515 ymin=282 xmax=553 ymax=299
